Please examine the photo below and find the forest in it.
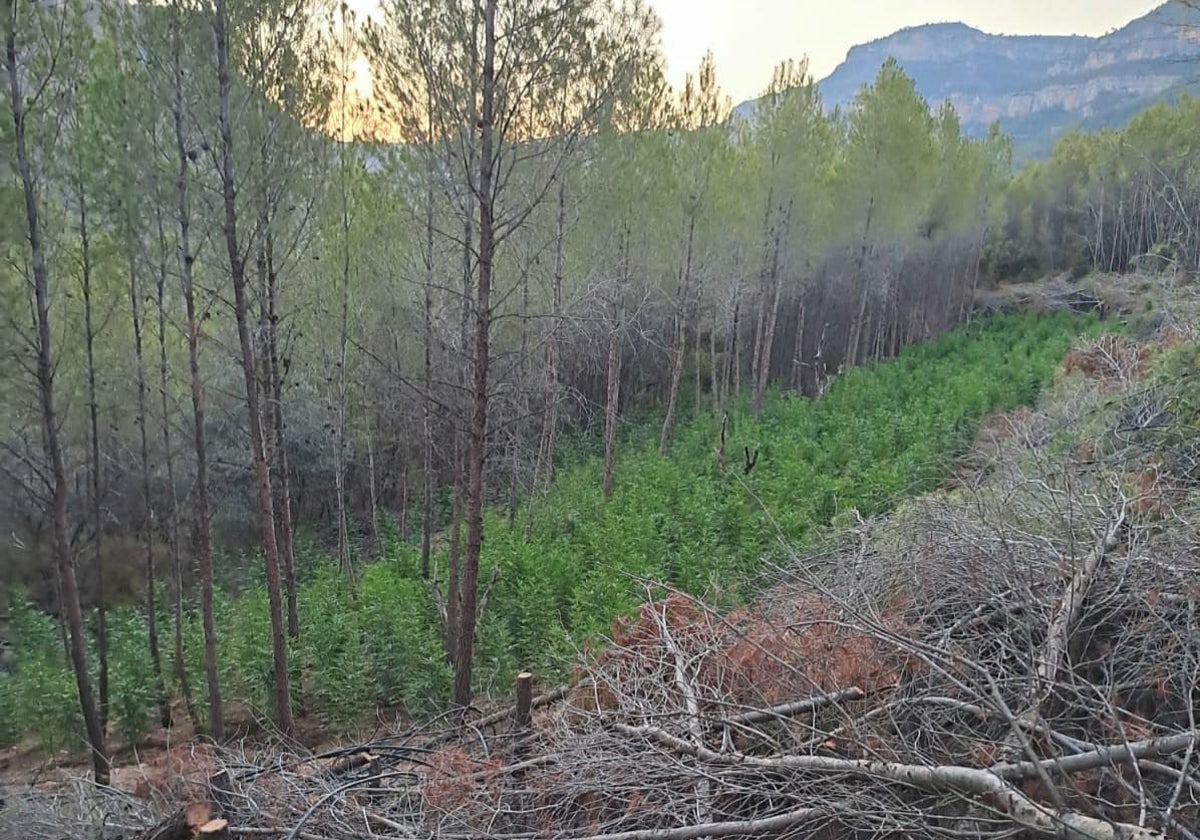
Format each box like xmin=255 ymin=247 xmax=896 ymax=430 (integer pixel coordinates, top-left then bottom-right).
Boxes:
xmin=3 ymin=1 xmax=1200 ymax=838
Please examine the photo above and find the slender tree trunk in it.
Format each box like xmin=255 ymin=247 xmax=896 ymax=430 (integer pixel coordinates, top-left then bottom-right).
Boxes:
xmin=535 ymin=178 xmax=566 ymax=491
xmin=750 ymin=195 xmax=775 ymax=409
xmin=6 ymin=20 xmax=109 ymax=784
xmin=213 ymin=0 xmax=292 ymax=734
xmin=790 ymin=297 xmax=806 ymax=393
xmin=730 ymin=278 xmax=742 ymax=404
xmin=848 ymin=191 xmax=877 ymax=368
xmin=76 ymin=154 xmax=109 ymax=737
xmin=444 ymin=146 xmax=476 ymax=662
xmin=420 ymin=161 xmax=435 ymax=580
xmin=814 ymin=322 xmax=829 ymax=397
xmin=961 ymin=197 xmax=991 ymax=326
xmin=155 ymin=206 xmax=199 ymax=730
xmin=660 ymin=212 xmax=696 ymax=455
xmin=709 ymin=299 xmax=719 ymax=413
xmin=601 ymin=279 xmax=624 ymax=502
xmin=454 ymin=0 xmax=497 ymax=710
xmin=718 ymin=290 xmax=734 ymax=414
xmin=755 ymin=202 xmax=791 ymax=412
xmin=399 ymin=457 xmax=409 ymax=542
xmin=444 ymin=130 xmax=477 ymax=662
xmin=366 ymin=420 xmax=381 ymax=553
xmin=334 ymin=92 xmax=353 ymax=582
xmin=172 ymin=0 xmax=222 ymax=740
xmin=514 ymin=251 xmax=530 ymax=525
xmin=756 ymin=270 xmax=782 ymax=408
xmin=693 ymin=290 xmax=703 ymax=417
xmin=265 ymin=240 xmax=298 ymax=639
xmin=126 ymin=217 xmax=173 ymax=731
xmin=445 ymin=471 xmax=463 ymax=662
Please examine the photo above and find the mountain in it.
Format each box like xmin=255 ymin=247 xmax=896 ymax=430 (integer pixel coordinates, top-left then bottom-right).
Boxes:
xmin=735 ymin=2 xmax=1200 ymax=160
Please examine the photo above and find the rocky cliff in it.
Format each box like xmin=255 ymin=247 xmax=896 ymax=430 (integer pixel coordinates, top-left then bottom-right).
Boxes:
xmin=736 ymin=2 xmax=1200 ymax=160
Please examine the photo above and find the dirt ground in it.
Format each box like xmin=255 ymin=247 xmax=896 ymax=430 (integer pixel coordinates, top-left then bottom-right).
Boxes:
xmin=0 ymin=707 xmax=338 ymax=802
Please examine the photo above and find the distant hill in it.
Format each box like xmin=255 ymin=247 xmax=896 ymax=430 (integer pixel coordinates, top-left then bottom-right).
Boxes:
xmin=734 ymin=2 xmax=1200 ymax=161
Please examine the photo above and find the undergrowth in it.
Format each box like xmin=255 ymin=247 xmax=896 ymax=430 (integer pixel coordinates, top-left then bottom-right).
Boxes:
xmin=0 ymin=311 xmax=1100 ymax=749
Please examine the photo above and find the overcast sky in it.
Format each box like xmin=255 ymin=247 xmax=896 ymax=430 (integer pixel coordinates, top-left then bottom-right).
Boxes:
xmin=344 ymin=1 xmax=1166 ymax=104
xmin=651 ymin=1 xmax=1164 ymax=102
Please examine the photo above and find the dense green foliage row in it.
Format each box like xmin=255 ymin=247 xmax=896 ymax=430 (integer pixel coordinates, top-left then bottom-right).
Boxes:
xmin=0 ymin=311 xmax=1093 ymax=745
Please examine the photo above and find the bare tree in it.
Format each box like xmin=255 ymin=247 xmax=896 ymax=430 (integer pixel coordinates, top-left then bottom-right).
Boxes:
xmin=171 ymin=0 xmax=223 ymax=741
xmin=153 ymin=195 xmax=200 ymax=729
xmin=73 ymin=117 xmax=109 ymax=736
xmin=212 ymin=0 xmax=292 ymax=733
xmin=4 ymin=1 xmax=109 ymax=784
xmin=124 ymin=188 xmax=173 ymax=731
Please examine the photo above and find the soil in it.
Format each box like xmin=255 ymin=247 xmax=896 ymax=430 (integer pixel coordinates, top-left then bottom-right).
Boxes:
xmin=0 ymin=705 xmax=340 ymax=802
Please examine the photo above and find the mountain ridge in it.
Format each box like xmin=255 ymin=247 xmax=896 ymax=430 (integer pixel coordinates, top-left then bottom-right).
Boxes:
xmin=735 ymin=2 xmax=1200 ymax=160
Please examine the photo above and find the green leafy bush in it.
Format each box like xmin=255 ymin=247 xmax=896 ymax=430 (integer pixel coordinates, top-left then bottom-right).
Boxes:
xmin=0 ymin=674 xmax=16 ymax=748
xmin=356 ymin=563 xmax=449 ymax=714
xmin=3 ymin=602 xmax=80 ymax=753
xmin=106 ymin=608 xmax=157 ymax=745
xmin=0 ymin=312 xmax=1097 ymax=747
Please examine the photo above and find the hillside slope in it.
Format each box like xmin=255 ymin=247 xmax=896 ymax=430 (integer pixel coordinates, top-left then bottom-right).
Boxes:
xmin=736 ymin=2 xmax=1200 ymax=160
xmin=24 ymin=283 xmax=1200 ymax=840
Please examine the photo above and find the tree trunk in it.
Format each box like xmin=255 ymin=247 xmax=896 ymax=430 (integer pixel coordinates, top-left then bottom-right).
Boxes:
xmin=445 ymin=143 xmax=475 ymax=663
xmin=514 ymin=248 xmax=530 ymax=526
xmin=789 ymin=297 xmax=806 ymax=393
xmin=5 ymin=19 xmax=109 ymax=784
xmin=693 ymin=288 xmax=703 ymax=417
xmin=334 ymin=88 xmax=353 ymax=583
xmin=730 ymin=263 xmax=742 ymax=407
xmin=961 ymin=200 xmax=990 ymax=326
xmin=399 ymin=457 xmax=409 ymax=542
xmin=213 ymin=0 xmax=292 ymax=734
xmin=847 ymin=191 xmax=877 ymax=368
xmin=454 ymin=0 xmax=497 ymax=710
xmin=420 ymin=158 xmax=435 ymax=580
xmin=76 ymin=152 xmax=109 ymax=737
xmin=814 ymin=322 xmax=829 ymax=397
xmin=750 ymin=194 xmax=775 ymax=412
xmin=155 ymin=207 xmax=199 ymax=729
xmin=708 ymin=299 xmax=719 ymax=413
xmin=660 ymin=212 xmax=697 ymax=455
xmin=535 ymin=178 xmax=566 ymax=492
xmin=366 ymin=420 xmax=381 ymax=553
xmin=445 ymin=469 xmax=463 ymax=663
xmin=172 ymin=0 xmax=223 ymax=740
xmin=265 ymin=239 xmax=299 ymax=639
xmin=127 ymin=224 xmax=173 ymax=732
xmin=601 ymin=264 xmax=625 ymax=501
xmin=755 ymin=203 xmax=791 ymax=413
xmin=134 ymin=802 xmax=228 ymax=840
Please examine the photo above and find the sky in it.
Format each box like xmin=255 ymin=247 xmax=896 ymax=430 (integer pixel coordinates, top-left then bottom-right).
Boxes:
xmin=344 ymin=0 xmax=1166 ymax=104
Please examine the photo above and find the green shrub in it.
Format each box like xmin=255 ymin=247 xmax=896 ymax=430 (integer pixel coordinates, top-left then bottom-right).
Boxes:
xmin=0 ymin=312 xmax=1099 ymax=742
xmin=4 ymin=602 xmax=79 ymax=753
xmin=356 ymin=563 xmax=449 ymax=713
xmin=106 ymin=608 xmax=157 ymax=745
xmin=298 ymin=566 xmax=373 ymax=730
xmin=0 ymin=674 xmax=16 ymax=748
xmin=11 ymin=653 xmax=80 ymax=754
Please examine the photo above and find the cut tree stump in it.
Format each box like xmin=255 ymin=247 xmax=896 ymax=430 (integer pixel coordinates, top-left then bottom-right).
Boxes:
xmin=198 ymin=819 xmax=230 ymax=839
xmin=515 ymin=672 xmax=533 ymax=731
xmin=133 ymin=801 xmax=226 ymax=840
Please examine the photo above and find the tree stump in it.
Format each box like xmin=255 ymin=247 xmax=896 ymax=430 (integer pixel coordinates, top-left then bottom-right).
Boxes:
xmin=133 ymin=802 xmax=227 ymax=840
